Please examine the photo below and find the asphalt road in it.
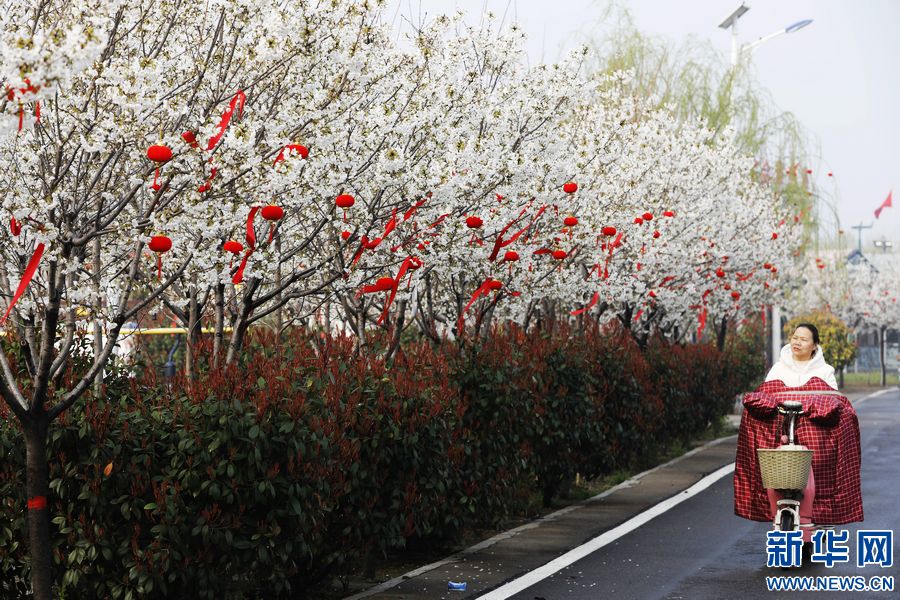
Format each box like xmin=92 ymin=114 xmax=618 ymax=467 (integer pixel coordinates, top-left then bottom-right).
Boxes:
xmin=502 ymin=389 xmax=900 ymax=600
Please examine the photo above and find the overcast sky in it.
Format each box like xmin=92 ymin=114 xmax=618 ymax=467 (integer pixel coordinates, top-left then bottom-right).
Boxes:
xmin=384 ymin=1 xmax=899 ymax=253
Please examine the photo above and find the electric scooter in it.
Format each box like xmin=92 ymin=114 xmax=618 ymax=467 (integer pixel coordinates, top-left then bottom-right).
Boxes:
xmin=756 ymin=397 xmax=831 ymax=562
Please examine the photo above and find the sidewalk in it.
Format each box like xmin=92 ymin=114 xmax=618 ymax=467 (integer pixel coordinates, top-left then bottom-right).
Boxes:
xmin=347 ymin=388 xmax=875 ymax=600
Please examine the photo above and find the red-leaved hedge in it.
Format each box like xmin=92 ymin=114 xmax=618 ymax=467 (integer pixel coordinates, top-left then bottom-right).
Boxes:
xmin=0 ymin=322 xmax=763 ymax=598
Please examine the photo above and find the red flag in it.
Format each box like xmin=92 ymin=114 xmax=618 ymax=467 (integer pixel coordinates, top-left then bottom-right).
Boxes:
xmin=874 ymin=191 xmax=892 ymax=219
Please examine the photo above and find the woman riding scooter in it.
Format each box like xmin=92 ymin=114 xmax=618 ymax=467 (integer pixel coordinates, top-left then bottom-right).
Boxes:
xmin=734 ymin=323 xmax=863 ymax=556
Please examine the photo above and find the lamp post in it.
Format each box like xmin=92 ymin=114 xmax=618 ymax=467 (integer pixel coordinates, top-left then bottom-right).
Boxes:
xmin=719 ymin=4 xmax=813 ymax=67
xmin=718 ymin=4 xmax=813 ymax=369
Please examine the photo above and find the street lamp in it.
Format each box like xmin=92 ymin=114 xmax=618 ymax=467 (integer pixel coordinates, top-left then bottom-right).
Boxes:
xmin=719 ymin=5 xmax=813 ymax=369
xmin=874 ymin=239 xmax=894 ymax=253
xmin=719 ymin=4 xmax=814 ymax=66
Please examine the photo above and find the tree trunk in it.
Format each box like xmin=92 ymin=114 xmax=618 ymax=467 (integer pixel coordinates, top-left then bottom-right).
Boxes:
xmin=716 ymin=316 xmax=728 ymax=352
xmin=880 ymin=326 xmax=886 ymax=386
xmin=225 ymin=318 xmax=250 ymax=366
xmin=185 ymin=281 xmax=199 ymax=381
xmin=24 ymin=416 xmax=53 ymax=600
xmin=213 ymin=283 xmax=225 ymax=366
xmin=92 ymin=237 xmax=103 ymax=398
xmin=275 ymin=235 xmax=283 ymax=342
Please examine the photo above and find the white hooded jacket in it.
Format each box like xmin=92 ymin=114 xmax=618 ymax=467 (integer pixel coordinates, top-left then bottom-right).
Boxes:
xmin=765 ymin=343 xmax=838 ymax=389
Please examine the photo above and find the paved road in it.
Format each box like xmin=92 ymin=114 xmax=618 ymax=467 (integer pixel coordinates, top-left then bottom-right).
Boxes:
xmin=503 ymin=389 xmax=900 ymax=600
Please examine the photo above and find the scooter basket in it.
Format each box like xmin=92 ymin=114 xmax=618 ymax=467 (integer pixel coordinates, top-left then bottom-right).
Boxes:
xmin=757 ymin=445 xmax=813 ymax=490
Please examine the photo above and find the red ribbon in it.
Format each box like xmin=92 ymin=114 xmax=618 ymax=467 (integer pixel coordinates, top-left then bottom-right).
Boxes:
xmin=245 ymin=206 xmax=260 ymax=250
xmin=350 ymin=210 xmax=401 ymax=265
xmin=457 ymin=278 xmax=501 ymax=333
xmin=207 ymin=90 xmax=246 ymax=151
xmin=377 ymin=256 xmax=417 ymax=324
xmin=1 ymin=243 xmax=45 ymax=325
xmin=232 ymin=250 xmax=252 ymax=284
xmin=231 ymin=206 xmax=261 ymax=284
xmin=404 ymin=198 xmax=427 ymax=221
xmin=571 ymin=291 xmax=599 ymax=316
xmin=197 ymin=166 xmax=218 ymax=193
xmin=10 ymin=79 xmax=40 ymax=133
xmin=598 ymin=232 xmax=624 ymax=280
xmin=27 ymin=496 xmax=47 ymax=510
xmin=697 ymin=307 xmax=708 ymax=340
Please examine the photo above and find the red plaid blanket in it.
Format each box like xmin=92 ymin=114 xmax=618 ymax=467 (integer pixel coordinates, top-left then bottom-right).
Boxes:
xmin=733 ymin=378 xmax=863 ymax=524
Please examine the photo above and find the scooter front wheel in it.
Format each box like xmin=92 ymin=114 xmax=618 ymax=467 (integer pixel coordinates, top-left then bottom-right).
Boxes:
xmin=779 ymin=510 xmax=795 ymax=532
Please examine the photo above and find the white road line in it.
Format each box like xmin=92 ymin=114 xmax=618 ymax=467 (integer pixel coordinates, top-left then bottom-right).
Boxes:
xmin=345 ymin=436 xmax=737 ymax=600
xmin=853 ymin=387 xmax=895 ymax=406
xmin=475 ymin=462 xmax=736 ymax=600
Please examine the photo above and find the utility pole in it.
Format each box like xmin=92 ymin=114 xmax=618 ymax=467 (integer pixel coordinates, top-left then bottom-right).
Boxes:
xmin=851 ymin=222 xmax=873 ymax=253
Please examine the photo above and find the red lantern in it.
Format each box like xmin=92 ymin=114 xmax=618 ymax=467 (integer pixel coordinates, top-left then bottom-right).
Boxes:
xmin=731 ymin=291 xmax=741 ymax=300
xmin=409 ymin=257 xmax=423 ymax=270
xmin=148 ymin=235 xmax=172 ymax=253
xmin=341 ymin=230 xmax=351 ymax=240
xmin=663 ymin=210 xmax=675 ymax=217
xmin=564 ymin=216 xmax=578 ymax=227
xmin=827 ymin=172 xmax=833 ymax=177
xmin=806 ymin=169 xmax=812 ymax=174
xmin=261 ymin=205 xmax=284 ymax=243
xmin=147 ymin=145 xmax=173 ymax=163
xmin=642 ymin=212 xmax=653 ymax=221
xmin=275 ymin=144 xmax=309 ymax=163
xmin=649 ymin=290 xmax=656 ymax=298
xmin=652 ymin=230 xmax=660 ymax=239
xmin=181 ymin=131 xmax=199 ymax=149
xmin=602 ymin=226 xmax=617 ymax=236
xmin=771 ymin=232 xmax=778 ymax=240
xmin=487 ymin=279 xmax=502 ymax=291
xmin=147 ymin=145 xmax=173 ymax=191
xmin=552 ymin=250 xmax=567 ymax=260
xmin=503 ymin=250 xmax=519 ymax=262
xmin=715 ymin=268 xmax=725 ymax=278
xmin=466 ymin=216 xmax=483 ymax=229
xmin=223 ymin=240 xmax=243 ymax=254
xmin=261 ymin=205 xmax=284 ymax=221
xmin=336 ymin=194 xmax=355 ymax=222
xmin=633 ymin=217 xmax=643 ymax=225
xmin=764 ymin=262 xmax=772 ymax=269
xmin=148 ymin=235 xmax=172 ymax=280
xmin=563 ymin=182 xmax=578 ymax=194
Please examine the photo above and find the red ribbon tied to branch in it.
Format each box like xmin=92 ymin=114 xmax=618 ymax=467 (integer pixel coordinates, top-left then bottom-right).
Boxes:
xmin=457 ymin=278 xmax=502 ymax=333
xmin=570 ymin=291 xmax=599 ymax=316
xmin=696 ymin=307 xmax=708 ymax=340
xmin=232 ymin=207 xmax=261 ymax=284
xmin=358 ymin=256 xmax=418 ymax=325
xmin=207 ymin=90 xmax=246 ymax=151
xmin=0 ymin=243 xmax=45 ymax=325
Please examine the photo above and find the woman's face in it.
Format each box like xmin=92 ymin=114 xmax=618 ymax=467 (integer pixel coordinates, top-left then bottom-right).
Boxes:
xmin=790 ymin=327 xmax=816 ymax=361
